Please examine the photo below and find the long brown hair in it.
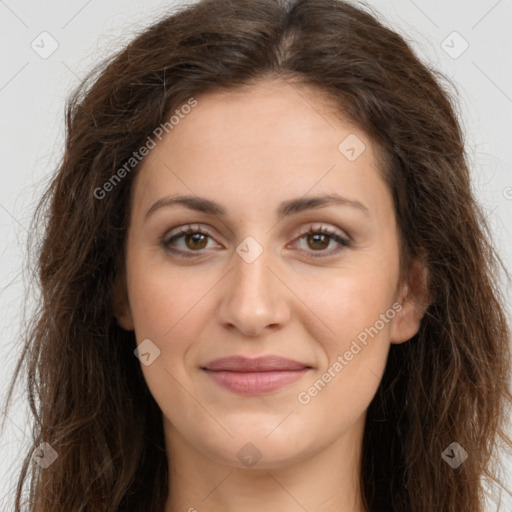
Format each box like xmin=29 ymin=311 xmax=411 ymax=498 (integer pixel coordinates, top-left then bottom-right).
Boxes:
xmin=3 ymin=0 xmax=511 ymax=510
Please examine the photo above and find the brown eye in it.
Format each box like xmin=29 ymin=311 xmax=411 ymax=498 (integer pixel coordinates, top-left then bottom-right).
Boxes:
xmin=162 ymin=225 xmax=218 ymax=258
xmin=161 ymin=224 xmax=351 ymax=259
xmin=306 ymin=233 xmax=330 ymax=251
xmin=183 ymin=232 xmax=208 ymax=250
xmin=294 ymin=225 xmax=351 ymax=258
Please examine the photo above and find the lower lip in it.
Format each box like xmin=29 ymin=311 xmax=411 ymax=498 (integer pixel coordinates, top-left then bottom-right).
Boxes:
xmin=203 ymin=369 xmax=309 ymax=395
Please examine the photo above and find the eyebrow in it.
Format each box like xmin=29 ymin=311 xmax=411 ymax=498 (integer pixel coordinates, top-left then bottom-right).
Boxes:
xmin=145 ymin=193 xmax=370 ymax=221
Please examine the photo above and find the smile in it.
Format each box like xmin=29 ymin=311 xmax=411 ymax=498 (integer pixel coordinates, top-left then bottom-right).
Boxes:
xmin=202 ymin=368 xmax=310 ymax=395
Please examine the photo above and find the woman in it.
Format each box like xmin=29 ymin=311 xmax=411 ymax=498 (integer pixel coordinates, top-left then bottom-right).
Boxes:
xmin=3 ymin=0 xmax=511 ymax=510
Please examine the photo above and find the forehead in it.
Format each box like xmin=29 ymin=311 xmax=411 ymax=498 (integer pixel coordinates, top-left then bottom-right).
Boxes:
xmin=131 ymin=78 xmax=392 ymax=223
xmin=167 ymin=79 xmax=355 ymax=148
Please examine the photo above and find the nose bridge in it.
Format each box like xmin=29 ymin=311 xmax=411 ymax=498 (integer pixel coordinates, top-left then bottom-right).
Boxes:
xmin=217 ymin=236 xmax=289 ymax=335
xmin=234 ymin=241 xmax=273 ymax=299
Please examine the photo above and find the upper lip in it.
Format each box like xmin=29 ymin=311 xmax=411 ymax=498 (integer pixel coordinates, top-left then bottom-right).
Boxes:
xmin=201 ymin=355 xmax=311 ymax=372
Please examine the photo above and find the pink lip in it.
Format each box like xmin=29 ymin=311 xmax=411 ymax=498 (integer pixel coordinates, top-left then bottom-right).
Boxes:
xmin=201 ymin=355 xmax=311 ymax=395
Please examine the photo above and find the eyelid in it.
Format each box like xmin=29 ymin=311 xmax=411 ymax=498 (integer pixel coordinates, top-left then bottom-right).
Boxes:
xmin=289 ymin=222 xmax=350 ymax=243
xmin=160 ymin=222 xmax=351 ymax=258
xmin=161 ymin=224 xmax=222 ymax=249
xmin=290 ymin=224 xmax=351 ymax=258
xmin=163 ymin=223 xmax=215 ymax=240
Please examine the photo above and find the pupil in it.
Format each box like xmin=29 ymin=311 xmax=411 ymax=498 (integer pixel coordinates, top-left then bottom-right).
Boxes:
xmin=309 ymin=234 xmax=328 ymax=250
xmin=187 ymin=233 xmax=206 ymax=249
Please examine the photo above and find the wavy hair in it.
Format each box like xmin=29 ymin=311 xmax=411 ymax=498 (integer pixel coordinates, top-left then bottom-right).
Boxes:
xmin=3 ymin=0 xmax=511 ymax=510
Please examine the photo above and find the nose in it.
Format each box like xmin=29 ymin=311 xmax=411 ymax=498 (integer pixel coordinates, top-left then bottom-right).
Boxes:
xmin=216 ymin=242 xmax=291 ymax=337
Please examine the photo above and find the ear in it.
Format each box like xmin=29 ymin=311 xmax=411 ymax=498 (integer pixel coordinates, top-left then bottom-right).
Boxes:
xmin=389 ymin=257 xmax=431 ymax=345
xmin=112 ymin=272 xmax=135 ymax=331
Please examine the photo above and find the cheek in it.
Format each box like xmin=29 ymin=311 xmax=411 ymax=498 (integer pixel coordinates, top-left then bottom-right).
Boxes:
xmin=295 ymin=270 xmax=396 ymax=409
xmin=295 ymin=279 xmax=393 ymax=433
xmin=303 ymin=269 xmax=397 ymax=347
xmin=126 ymin=252 xmax=209 ymax=339
xmin=126 ymin=261 xmax=211 ymax=410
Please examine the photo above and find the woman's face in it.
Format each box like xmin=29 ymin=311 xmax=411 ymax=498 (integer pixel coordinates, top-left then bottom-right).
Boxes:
xmin=117 ymin=78 xmax=426 ymax=469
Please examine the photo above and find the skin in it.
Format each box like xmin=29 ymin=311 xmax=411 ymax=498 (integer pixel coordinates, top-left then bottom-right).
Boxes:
xmin=115 ymin=78 xmax=429 ymax=512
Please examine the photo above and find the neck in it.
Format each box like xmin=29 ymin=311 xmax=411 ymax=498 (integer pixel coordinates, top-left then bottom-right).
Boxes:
xmin=163 ymin=413 xmax=368 ymax=512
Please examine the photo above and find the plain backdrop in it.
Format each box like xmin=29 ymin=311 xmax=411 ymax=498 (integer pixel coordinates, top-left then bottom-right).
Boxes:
xmin=0 ymin=0 xmax=511 ymax=510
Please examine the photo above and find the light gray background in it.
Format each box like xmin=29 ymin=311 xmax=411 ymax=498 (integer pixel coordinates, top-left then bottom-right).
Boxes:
xmin=0 ymin=0 xmax=511 ymax=509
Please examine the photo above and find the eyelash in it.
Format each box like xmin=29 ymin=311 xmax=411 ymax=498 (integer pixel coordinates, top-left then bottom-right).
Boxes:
xmin=160 ymin=224 xmax=351 ymax=259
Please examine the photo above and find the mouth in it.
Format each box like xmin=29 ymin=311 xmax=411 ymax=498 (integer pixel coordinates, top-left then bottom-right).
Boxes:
xmin=201 ymin=355 xmax=312 ymax=395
